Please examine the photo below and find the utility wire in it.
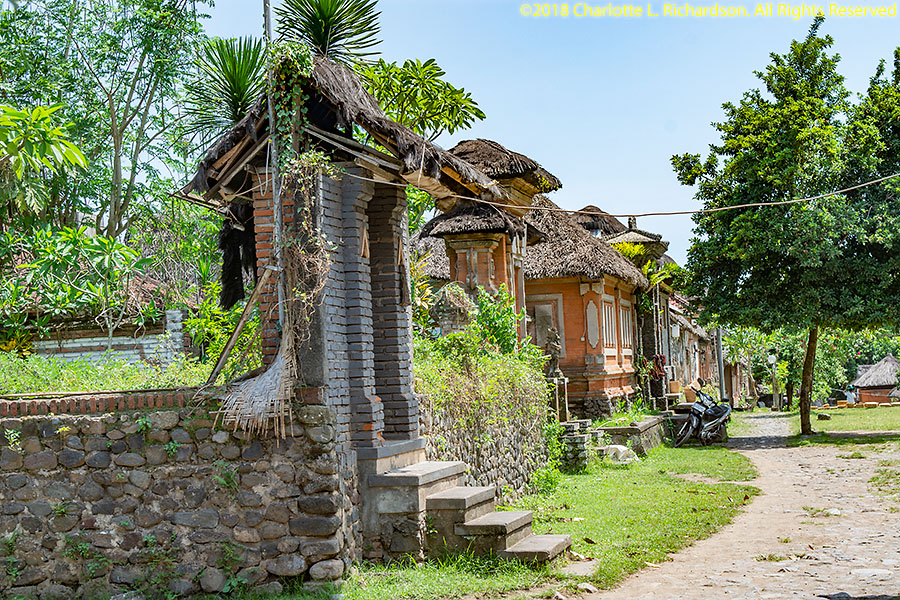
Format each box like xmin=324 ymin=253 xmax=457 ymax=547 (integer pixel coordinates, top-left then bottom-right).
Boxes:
xmin=339 ymin=170 xmax=900 ymax=219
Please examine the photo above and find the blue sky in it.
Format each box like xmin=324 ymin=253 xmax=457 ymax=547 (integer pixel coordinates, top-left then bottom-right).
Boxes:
xmin=205 ymin=1 xmax=898 ymax=264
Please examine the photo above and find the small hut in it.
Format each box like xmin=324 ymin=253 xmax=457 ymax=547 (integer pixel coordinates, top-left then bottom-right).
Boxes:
xmin=852 ymin=354 xmax=900 ymax=405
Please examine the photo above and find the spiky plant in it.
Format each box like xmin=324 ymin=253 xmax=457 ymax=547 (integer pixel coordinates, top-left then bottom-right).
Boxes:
xmin=275 ymin=0 xmax=381 ymax=65
xmin=184 ymin=37 xmax=267 ymax=144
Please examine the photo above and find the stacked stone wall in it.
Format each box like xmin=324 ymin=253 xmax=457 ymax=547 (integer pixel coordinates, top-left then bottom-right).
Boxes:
xmin=421 ymin=394 xmax=548 ymax=502
xmin=0 ymin=405 xmax=356 ymax=599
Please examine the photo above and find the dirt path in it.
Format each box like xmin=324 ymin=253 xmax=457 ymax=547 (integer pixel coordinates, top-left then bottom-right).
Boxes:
xmin=583 ymin=412 xmax=900 ymax=600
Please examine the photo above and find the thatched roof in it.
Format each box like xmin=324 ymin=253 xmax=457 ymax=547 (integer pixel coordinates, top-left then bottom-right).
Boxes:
xmin=574 ymin=205 xmax=627 ymax=237
xmin=670 ymin=310 xmax=708 ymax=340
xmin=852 ymin=354 xmax=900 ymax=388
xmin=411 ymin=231 xmax=450 ymax=282
xmin=419 ymin=202 xmax=544 ymax=243
xmin=184 ymin=56 xmax=506 ymax=206
xmin=450 ymin=139 xmax=562 ymax=194
xmin=522 ymin=196 xmax=647 ymax=288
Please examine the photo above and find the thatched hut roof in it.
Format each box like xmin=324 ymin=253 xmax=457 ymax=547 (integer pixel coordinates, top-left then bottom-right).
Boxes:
xmin=450 ymin=139 xmax=562 ymax=199
xmin=410 ymin=231 xmax=450 ymax=282
xmin=419 ymin=202 xmax=544 ymax=244
xmin=852 ymin=354 xmax=900 ymax=389
xmin=574 ymin=205 xmax=627 ymax=237
xmin=522 ymin=196 xmax=647 ymax=288
xmin=183 ymin=56 xmax=506 ymax=207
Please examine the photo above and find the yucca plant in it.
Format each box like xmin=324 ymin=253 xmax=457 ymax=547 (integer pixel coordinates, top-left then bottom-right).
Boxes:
xmin=275 ymin=0 xmax=381 ymax=65
xmin=184 ymin=37 xmax=267 ymax=145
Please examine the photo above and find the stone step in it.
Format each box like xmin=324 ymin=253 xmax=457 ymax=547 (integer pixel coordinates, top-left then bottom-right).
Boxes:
xmin=426 ymin=486 xmax=496 ymax=511
xmin=454 ymin=510 xmax=534 ymax=554
xmin=455 ymin=510 xmax=533 ymax=536
xmin=368 ymin=461 xmax=466 ymax=488
xmin=500 ymin=534 xmax=572 ymax=563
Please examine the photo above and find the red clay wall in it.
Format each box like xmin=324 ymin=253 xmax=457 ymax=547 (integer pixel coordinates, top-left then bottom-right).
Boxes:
xmin=526 ymin=276 xmax=638 ymax=418
xmin=859 ymin=388 xmax=893 ymax=405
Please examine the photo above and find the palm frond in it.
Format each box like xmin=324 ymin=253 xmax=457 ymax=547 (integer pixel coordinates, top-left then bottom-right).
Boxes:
xmin=184 ymin=37 xmax=267 ymax=145
xmin=276 ymin=0 xmax=381 ymax=65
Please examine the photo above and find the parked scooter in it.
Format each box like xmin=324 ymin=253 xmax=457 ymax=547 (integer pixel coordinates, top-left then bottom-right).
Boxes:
xmin=673 ymin=378 xmax=732 ymax=447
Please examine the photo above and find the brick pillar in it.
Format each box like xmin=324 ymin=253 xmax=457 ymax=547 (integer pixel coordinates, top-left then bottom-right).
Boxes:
xmin=369 ymin=183 xmax=417 ymax=441
xmin=250 ymin=168 xmax=295 ymax=365
xmin=341 ymin=169 xmax=384 ymax=447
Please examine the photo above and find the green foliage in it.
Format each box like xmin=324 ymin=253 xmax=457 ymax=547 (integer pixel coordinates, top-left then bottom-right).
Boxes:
xmin=136 ymin=415 xmax=152 ymax=435
xmin=0 ymin=352 xmax=210 ymax=394
xmin=3 ymin=428 xmax=22 ymax=454
xmin=361 ymin=58 xmax=487 ymax=141
xmin=183 ymin=281 xmax=262 ymax=382
xmin=184 ymin=37 xmax=267 ymax=146
xmin=276 ymin=0 xmax=381 ymax=65
xmin=0 ymin=224 xmax=154 ymax=343
xmin=410 ymin=250 xmax=436 ymax=334
xmin=0 ymin=104 xmax=86 ymax=215
xmin=529 ymin=418 xmax=564 ymax=494
xmin=406 ymin=186 xmax=434 ymax=233
xmin=613 ymin=242 xmax=649 ymax=265
xmin=213 ymin=460 xmax=239 ymax=494
xmin=164 ymin=440 xmax=180 ymax=457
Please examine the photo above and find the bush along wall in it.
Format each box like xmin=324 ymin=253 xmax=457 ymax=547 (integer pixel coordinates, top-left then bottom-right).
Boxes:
xmin=416 ymin=346 xmax=551 ymax=502
xmin=0 ymin=405 xmax=357 ymax=599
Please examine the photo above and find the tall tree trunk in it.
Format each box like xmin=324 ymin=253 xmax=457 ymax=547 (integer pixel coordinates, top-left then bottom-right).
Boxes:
xmin=786 ymin=381 xmax=794 ymax=411
xmin=798 ymin=326 xmax=818 ymax=435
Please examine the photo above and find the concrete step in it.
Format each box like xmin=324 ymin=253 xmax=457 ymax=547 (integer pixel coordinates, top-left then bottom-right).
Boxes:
xmin=368 ymin=461 xmax=467 ymax=516
xmin=426 ymin=486 xmax=496 ymax=511
xmin=500 ymin=534 xmax=572 ymax=563
xmin=454 ymin=510 xmax=534 ymax=554
xmin=368 ymin=461 xmax=466 ymax=488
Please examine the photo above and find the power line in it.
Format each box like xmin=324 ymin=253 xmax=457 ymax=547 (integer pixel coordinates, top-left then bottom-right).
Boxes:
xmin=340 ymin=170 xmax=900 ymax=219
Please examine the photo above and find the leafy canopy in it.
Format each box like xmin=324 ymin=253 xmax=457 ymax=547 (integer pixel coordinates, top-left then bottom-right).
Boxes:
xmin=361 ymin=58 xmax=487 ymax=142
xmin=0 ymin=104 xmax=86 ymax=215
xmin=674 ymin=17 xmax=900 ymax=333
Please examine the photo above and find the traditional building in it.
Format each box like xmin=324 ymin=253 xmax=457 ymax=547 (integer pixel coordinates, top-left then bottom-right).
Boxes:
xmin=178 ymin=57 xmax=570 ymax=572
xmin=852 ymin=354 xmax=899 ymax=405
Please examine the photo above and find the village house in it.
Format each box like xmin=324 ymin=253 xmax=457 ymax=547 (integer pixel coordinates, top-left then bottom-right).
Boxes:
xmin=176 ymin=56 xmax=571 ymax=571
xmin=415 ymin=141 xmax=649 ymax=418
xmin=852 ymin=354 xmax=899 ymax=405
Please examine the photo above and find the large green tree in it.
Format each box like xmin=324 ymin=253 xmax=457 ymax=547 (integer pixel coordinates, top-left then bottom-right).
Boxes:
xmin=673 ymin=18 xmax=900 ymax=434
xmin=0 ymin=0 xmax=209 ymax=235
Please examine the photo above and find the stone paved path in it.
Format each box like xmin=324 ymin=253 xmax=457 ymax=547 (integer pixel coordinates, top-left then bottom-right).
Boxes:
xmin=583 ymin=412 xmax=900 ymax=600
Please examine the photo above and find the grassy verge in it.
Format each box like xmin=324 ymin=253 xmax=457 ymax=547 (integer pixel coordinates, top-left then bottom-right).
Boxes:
xmin=510 ymin=445 xmax=758 ymax=589
xmin=803 ymin=406 xmax=900 ymax=433
xmin=0 ymin=351 xmax=211 ymax=394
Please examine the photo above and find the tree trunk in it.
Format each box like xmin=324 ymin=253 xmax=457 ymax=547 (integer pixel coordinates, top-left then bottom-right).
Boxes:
xmin=786 ymin=381 xmax=794 ymax=411
xmin=798 ymin=326 xmax=818 ymax=435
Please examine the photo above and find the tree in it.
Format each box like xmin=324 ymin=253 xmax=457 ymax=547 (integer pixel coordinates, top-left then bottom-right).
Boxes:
xmin=1 ymin=0 xmax=210 ymax=236
xmin=184 ymin=37 xmax=267 ymax=146
xmin=673 ymin=18 xmax=900 ymax=434
xmin=360 ymin=58 xmax=486 ymax=142
xmin=0 ymin=104 xmax=86 ymax=217
xmin=275 ymin=0 xmax=380 ymax=65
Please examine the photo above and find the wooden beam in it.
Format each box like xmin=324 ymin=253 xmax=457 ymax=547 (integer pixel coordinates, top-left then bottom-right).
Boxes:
xmin=205 ymin=135 xmax=270 ymax=200
xmin=205 ymin=266 xmax=277 ymax=386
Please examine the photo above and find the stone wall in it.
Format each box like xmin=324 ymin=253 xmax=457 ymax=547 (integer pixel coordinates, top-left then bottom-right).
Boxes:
xmin=0 ymin=405 xmax=356 ymax=599
xmin=421 ymin=394 xmax=548 ymax=502
xmin=31 ymin=310 xmax=190 ymax=367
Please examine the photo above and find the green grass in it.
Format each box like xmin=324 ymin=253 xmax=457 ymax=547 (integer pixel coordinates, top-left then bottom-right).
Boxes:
xmin=251 ymin=445 xmax=758 ymax=600
xmin=801 ymin=407 xmax=900 ymax=433
xmin=870 ymin=464 xmax=900 ymax=503
xmin=509 ymin=445 xmax=758 ymax=589
xmin=0 ymin=351 xmax=211 ymax=394
xmin=727 ymin=411 xmax=756 ymax=437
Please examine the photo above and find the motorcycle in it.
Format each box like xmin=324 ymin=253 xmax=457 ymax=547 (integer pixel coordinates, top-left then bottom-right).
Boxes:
xmin=673 ymin=378 xmax=732 ymax=447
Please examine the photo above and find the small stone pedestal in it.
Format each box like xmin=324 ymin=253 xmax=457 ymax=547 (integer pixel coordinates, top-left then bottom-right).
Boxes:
xmin=547 ymin=377 xmax=570 ymax=422
xmin=560 ymin=420 xmax=590 ymax=472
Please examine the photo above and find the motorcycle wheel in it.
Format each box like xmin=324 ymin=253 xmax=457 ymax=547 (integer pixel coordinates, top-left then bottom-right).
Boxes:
xmin=673 ymin=420 xmax=693 ymax=447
